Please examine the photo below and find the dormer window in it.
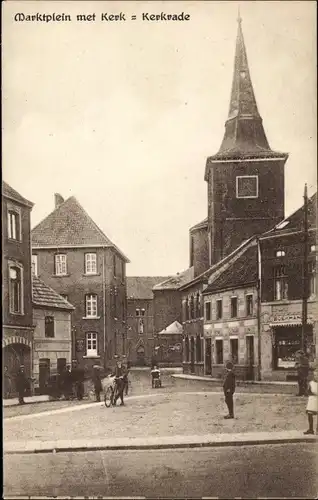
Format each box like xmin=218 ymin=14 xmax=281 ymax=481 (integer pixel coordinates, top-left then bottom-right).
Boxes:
xmin=276 ymin=250 xmax=286 ymax=257
xmin=236 ymin=176 xmax=258 ymax=199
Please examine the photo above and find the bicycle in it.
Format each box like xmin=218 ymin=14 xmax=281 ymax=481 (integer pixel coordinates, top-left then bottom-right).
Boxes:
xmin=104 ymin=376 xmax=123 ymax=407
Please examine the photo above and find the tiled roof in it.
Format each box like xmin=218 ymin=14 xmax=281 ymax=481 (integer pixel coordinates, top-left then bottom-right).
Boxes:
xmin=153 ymin=267 xmax=195 ymax=291
xmin=204 ymin=245 xmax=257 ymax=294
xmin=127 ymin=277 xmax=171 ymax=300
xmin=159 ymin=321 xmax=183 ymax=335
xmin=262 ymin=192 xmax=317 ymax=238
xmin=31 ymin=196 xmax=130 ymax=262
xmin=32 ymin=276 xmax=74 ymax=310
xmin=2 ymin=181 xmax=33 ymax=208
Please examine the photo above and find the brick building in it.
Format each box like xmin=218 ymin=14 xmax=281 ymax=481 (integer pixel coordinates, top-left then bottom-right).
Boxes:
xmin=126 ymin=276 xmax=169 ymax=366
xmin=2 ymin=181 xmax=35 ymax=388
xmin=32 ymin=276 xmax=74 ymax=393
xmin=259 ymin=193 xmax=317 ymax=381
xmin=31 ymin=194 xmax=129 ymax=372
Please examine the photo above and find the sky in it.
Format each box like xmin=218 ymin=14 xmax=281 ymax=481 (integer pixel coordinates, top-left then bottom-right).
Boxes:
xmin=3 ymin=1 xmax=316 ymax=276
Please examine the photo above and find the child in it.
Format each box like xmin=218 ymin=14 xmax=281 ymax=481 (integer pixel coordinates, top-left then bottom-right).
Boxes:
xmin=223 ymin=361 xmax=236 ymax=419
xmin=304 ymin=370 xmax=318 ymax=435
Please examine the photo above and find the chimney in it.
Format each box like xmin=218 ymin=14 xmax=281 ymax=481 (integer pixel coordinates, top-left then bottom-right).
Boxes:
xmin=54 ymin=193 xmax=64 ymax=209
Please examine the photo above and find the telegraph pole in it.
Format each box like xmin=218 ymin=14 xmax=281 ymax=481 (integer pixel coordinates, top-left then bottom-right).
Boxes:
xmin=301 ymin=184 xmax=309 ymax=351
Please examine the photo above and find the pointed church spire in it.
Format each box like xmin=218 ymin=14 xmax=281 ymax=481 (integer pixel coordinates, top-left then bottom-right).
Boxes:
xmin=218 ymin=14 xmax=273 ymax=156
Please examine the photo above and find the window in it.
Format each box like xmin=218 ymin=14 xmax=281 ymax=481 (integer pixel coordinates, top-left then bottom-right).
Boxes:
xmin=32 ymin=255 xmax=38 ymax=276
xmin=310 ymin=245 xmax=316 ymax=253
xmin=216 ymin=299 xmax=223 ymax=320
xmin=230 ymin=338 xmax=239 ymax=364
xmin=140 ymin=308 xmax=145 ymax=316
xmin=9 ymin=264 xmax=23 ymax=314
xmin=236 ymin=175 xmax=258 ymax=199
xmin=113 ymin=254 xmax=116 ymax=277
xmin=85 ymin=253 xmax=97 ymax=274
xmin=246 ymin=294 xmax=253 ymax=316
xmin=55 ymin=254 xmax=67 ymax=276
xmin=216 ymin=339 xmax=223 ymax=364
xmin=138 ymin=319 xmax=144 ymax=334
xmin=230 ymin=297 xmax=238 ymax=318
xmin=45 ymin=316 xmax=55 ymax=338
xmin=136 ymin=308 xmax=140 ymax=317
xmin=276 ymin=250 xmax=285 ymax=257
xmin=7 ymin=210 xmax=20 ymax=240
xmin=196 ymin=293 xmax=201 ymax=318
xmin=189 ymin=295 xmax=195 ymax=319
xmin=184 ymin=336 xmax=189 ymax=362
xmin=274 ymin=265 xmax=288 ymax=300
xmin=86 ymin=332 xmax=98 ymax=357
xmin=309 ymin=261 xmax=316 ymax=296
xmin=205 ymin=301 xmax=211 ymax=321
xmin=85 ymin=294 xmax=98 ymax=317
xmin=196 ymin=335 xmax=202 ymax=362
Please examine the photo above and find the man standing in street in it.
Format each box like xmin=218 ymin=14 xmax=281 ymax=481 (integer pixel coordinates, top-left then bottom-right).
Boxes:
xmin=16 ymin=365 xmax=29 ymax=405
xmin=92 ymin=365 xmax=102 ymax=402
xmin=223 ymin=361 xmax=236 ymax=419
xmin=295 ymin=350 xmax=310 ymax=396
xmin=72 ymin=361 xmax=85 ymax=401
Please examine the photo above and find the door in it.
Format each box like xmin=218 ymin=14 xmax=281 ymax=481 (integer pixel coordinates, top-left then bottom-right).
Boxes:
xmin=205 ymin=338 xmax=212 ymax=375
xmin=190 ymin=337 xmax=195 ymax=373
xmin=39 ymin=358 xmax=50 ymax=394
xmin=246 ymin=336 xmax=254 ymax=381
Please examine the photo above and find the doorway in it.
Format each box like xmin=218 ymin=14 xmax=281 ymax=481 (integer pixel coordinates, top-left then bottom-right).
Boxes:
xmin=246 ymin=336 xmax=254 ymax=381
xmin=39 ymin=358 xmax=50 ymax=394
xmin=190 ymin=337 xmax=195 ymax=373
xmin=205 ymin=338 xmax=212 ymax=375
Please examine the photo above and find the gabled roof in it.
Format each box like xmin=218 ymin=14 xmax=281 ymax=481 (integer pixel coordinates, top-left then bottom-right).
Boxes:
xmin=203 ymin=244 xmax=257 ymax=294
xmin=127 ymin=276 xmax=171 ymax=300
xmin=32 ymin=276 xmax=74 ymax=310
xmin=261 ymin=192 xmax=317 ymax=239
xmin=2 ymin=181 xmax=33 ymax=208
xmin=153 ymin=267 xmax=195 ymax=291
xmin=31 ymin=196 xmax=130 ymax=262
xmin=159 ymin=321 xmax=183 ymax=335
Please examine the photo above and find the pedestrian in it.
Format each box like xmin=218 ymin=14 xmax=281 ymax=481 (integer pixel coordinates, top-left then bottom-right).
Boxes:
xmin=92 ymin=365 xmax=102 ymax=402
xmin=4 ymin=366 xmax=12 ymax=399
xmin=295 ymin=350 xmax=309 ymax=396
xmin=112 ymin=359 xmax=125 ymax=406
xmin=303 ymin=370 xmax=318 ymax=435
xmin=223 ymin=361 xmax=236 ymax=419
xmin=72 ymin=362 xmax=85 ymax=400
xmin=123 ymin=361 xmax=130 ymax=396
xmin=63 ymin=365 xmax=73 ymax=400
xmin=16 ymin=365 xmax=29 ymax=405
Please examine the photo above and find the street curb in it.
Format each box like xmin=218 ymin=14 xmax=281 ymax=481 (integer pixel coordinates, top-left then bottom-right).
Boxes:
xmin=4 ymin=435 xmax=317 ymax=454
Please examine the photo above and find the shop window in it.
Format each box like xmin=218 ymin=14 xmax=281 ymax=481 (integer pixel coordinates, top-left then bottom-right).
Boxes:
xmin=205 ymin=301 xmax=211 ymax=321
xmin=215 ymin=339 xmax=223 ymax=364
xmin=45 ymin=316 xmax=55 ymax=338
xmin=230 ymin=297 xmax=238 ymax=318
xmin=274 ymin=265 xmax=288 ymax=300
xmin=246 ymin=294 xmax=253 ymax=316
xmin=230 ymin=338 xmax=238 ymax=364
xmin=216 ymin=299 xmax=223 ymax=320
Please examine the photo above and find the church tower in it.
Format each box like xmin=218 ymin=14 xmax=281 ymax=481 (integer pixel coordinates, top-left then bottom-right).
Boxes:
xmin=205 ymin=14 xmax=288 ymax=265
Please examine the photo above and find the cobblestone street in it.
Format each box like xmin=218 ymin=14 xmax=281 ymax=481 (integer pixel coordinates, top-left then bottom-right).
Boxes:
xmin=4 ymin=371 xmax=308 ymax=444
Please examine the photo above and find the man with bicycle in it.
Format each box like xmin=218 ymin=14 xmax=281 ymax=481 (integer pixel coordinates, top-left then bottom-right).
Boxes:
xmin=111 ymin=358 xmax=126 ymax=406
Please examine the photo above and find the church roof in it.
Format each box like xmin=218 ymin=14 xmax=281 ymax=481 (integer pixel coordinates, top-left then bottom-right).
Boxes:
xmin=127 ymin=276 xmax=171 ymax=300
xmin=2 ymin=181 xmax=34 ymax=208
xmin=207 ymin=15 xmax=288 ymax=165
xmin=31 ymin=196 xmax=130 ymax=262
xmin=32 ymin=275 xmax=74 ymax=310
